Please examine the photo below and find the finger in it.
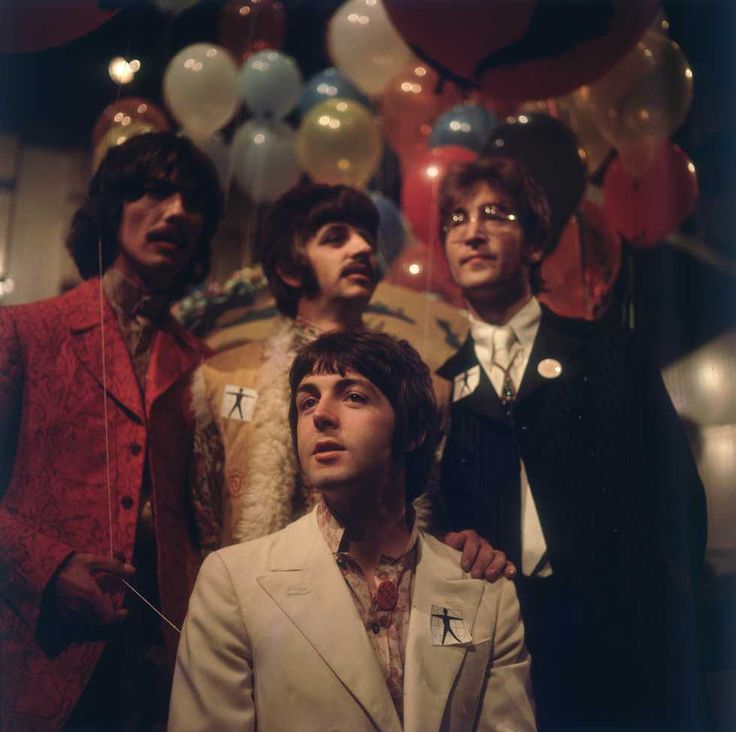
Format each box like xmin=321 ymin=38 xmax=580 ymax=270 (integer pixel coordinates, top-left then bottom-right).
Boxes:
xmin=470 ymin=544 xmax=495 ymax=579
xmin=88 ymin=586 xmax=118 ymax=625
xmin=503 ymin=562 xmax=518 ymax=580
xmin=483 ymin=550 xmax=508 ymax=582
xmin=443 ymin=531 xmax=465 ymax=550
xmin=461 ymin=533 xmax=482 ymax=574
xmin=87 ymin=557 xmax=136 ymax=576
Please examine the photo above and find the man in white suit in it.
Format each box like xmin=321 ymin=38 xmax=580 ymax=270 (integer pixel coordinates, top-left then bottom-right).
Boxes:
xmin=170 ymin=331 xmax=535 ymax=732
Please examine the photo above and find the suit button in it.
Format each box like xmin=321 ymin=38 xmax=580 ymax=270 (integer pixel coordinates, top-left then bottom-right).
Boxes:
xmin=120 ymin=495 xmax=134 ymax=510
xmin=370 ymin=622 xmax=380 ymax=635
xmin=115 ymin=551 xmax=127 ymax=563
xmin=129 ymin=442 xmax=142 ymax=456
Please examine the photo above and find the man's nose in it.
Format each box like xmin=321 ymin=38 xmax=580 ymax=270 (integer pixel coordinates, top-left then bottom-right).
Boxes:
xmin=162 ymin=192 xmax=187 ymax=219
xmin=313 ymin=400 xmax=338 ymax=429
xmin=347 ymin=232 xmax=374 ymax=257
xmin=464 ymin=215 xmax=485 ymax=245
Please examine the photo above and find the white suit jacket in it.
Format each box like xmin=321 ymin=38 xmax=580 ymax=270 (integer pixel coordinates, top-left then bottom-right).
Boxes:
xmin=169 ymin=508 xmax=535 ymax=732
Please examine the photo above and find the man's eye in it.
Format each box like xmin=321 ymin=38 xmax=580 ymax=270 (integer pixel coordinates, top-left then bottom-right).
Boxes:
xmin=298 ymin=396 xmax=317 ymax=412
xmin=346 ymin=392 xmax=367 ymax=404
xmin=448 ymin=211 xmax=467 ymax=228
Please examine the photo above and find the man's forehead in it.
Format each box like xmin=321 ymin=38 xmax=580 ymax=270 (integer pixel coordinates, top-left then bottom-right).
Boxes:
xmin=454 ymin=182 xmax=511 ymax=207
xmin=298 ymin=368 xmax=373 ymax=388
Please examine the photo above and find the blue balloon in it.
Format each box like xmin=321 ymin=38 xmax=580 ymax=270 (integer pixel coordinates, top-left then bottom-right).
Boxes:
xmin=428 ymin=103 xmax=499 ymax=153
xmin=370 ymin=192 xmax=408 ymax=269
xmin=239 ymin=50 xmax=302 ymax=120
xmin=299 ymin=67 xmax=370 ymax=118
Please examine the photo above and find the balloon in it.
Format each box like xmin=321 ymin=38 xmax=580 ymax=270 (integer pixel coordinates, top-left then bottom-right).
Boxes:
xmin=602 ymin=142 xmax=698 ymax=248
xmin=385 ymin=241 xmax=464 ymax=308
xmin=163 ymin=43 xmax=239 ymax=139
xmin=384 ymin=0 xmax=658 ymax=101
xmin=218 ymin=0 xmax=286 ymax=64
xmin=191 ymin=134 xmax=232 ymax=191
xmin=485 ymin=113 xmax=587 ymax=242
xmin=231 ymin=120 xmax=301 ymax=202
xmin=300 ymin=68 xmax=370 ymax=118
xmin=379 ymin=62 xmax=461 ymax=163
xmin=539 ymin=200 xmax=621 ymax=320
xmin=0 ymin=2 xmax=116 ymax=53
xmin=554 ymin=90 xmax=612 ymax=174
xmin=586 ymin=31 xmax=694 ymax=147
xmin=239 ymin=50 xmax=302 ymax=119
xmin=429 ymin=103 xmax=499 ymax=153
xmin=401 ymin=145 xmax=477 ymax=247
xmin=296 ymin=99 xmax=382 ymax=188
xmin=327 ymin=0 xmax=413 ymax=96
xmin=370 ymin=192 xmax=408 ymax=268
xmin=92 ymin=123 xmax=158 ymax=172
xmin=92 ymin=98 xmax=170 ymax=149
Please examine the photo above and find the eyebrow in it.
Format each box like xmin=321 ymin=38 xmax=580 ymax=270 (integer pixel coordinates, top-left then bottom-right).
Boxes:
xmin=296 ymin=376 xmax=379 ymax=397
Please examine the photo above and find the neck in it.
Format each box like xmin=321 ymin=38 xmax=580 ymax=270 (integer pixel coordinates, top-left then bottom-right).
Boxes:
xmin=112 ymin=258 xmax=172 ymax=296
xmin=324 ymin=474 xmax=410 ymax=576
xmin=295 ymin=297 xmax=366 ymax=333
xmin=465 ymin=282 xmax=533 ymax=326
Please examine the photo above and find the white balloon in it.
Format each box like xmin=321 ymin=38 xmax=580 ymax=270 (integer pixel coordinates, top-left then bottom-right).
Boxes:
xmin=231 ymin=120 xmax=302 ymax=203
xmin=163 ymin=44 xmax=239 ymax=139
xmin=189 ymin=133 xmax=232 ymax=191
xmin=327 ymin=0 xmax=413 ymax=96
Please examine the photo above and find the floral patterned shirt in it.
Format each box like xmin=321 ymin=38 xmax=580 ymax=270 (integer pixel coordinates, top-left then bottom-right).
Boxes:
xmin=316 ymin=500 xmax=419 ymax=722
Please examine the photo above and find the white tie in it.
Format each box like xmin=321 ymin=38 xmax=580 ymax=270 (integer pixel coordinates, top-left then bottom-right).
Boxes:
xmin=492 ymin=325 xmax=519 ymax=404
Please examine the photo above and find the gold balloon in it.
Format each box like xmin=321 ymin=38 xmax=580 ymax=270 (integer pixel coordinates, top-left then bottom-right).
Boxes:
xmin=586 ymin=31 xmax=693 ymax=147
xmin=556 ymin=90 xmax=612 ymax=174
xmin=296 ymin=98 xmax=382 ymax=188
xmin=92 ymin=121 xmax=159 ymax=171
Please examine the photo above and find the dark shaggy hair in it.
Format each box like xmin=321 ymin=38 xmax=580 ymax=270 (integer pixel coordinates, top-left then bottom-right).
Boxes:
xmin=66 ymin=132 xmax=223 ymax=298
xmin=288 ymin=331 xmax=438 ymax=501
xmin=439 ymin=156 xmax=551 ymax=293
xmin=258 ymin=183 xmax=380 ymax=318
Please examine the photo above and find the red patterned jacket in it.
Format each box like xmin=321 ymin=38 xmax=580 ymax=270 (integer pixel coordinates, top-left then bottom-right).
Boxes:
xmin=0 ymin=278 xmax=208 ymax=731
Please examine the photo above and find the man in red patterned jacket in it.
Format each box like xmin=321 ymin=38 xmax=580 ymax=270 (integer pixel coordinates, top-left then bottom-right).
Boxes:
xmin=0 ymin=132 xmax=222 ymax=731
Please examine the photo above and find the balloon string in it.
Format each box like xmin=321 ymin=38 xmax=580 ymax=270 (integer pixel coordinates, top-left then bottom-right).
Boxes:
xmin=97 ymin=240 xmax=181 ymax=635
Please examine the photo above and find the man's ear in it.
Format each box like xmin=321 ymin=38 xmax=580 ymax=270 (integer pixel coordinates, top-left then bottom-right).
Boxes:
xmin=276 ymin=265 xmax=301 ymax=289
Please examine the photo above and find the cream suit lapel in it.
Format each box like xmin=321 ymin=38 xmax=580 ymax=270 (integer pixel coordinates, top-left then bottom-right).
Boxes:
xmin=256 ymin=511 xmax=403 ymax=732
xmin=403 ymin=534 xmax=485 ymax=732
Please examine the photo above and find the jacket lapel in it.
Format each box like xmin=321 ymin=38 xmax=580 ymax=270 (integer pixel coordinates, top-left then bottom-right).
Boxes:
xmin=145 ymin=315 xmax=205 ymax=413
xmin=516 ymin=306 xmax=590 ymax=404
xmin=67 ymin=279 xmax=144 ymax=421
xmin=403 ymin=534 xmax=485 ymax=732
xmin=438 ymin=335 xmax=507 ymax=422
xmin=256 ymin=512 xmax=403 ymax=732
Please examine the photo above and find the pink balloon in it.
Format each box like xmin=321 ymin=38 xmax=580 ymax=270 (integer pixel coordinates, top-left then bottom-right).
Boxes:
xmin=401 ymin=145 xmax=477 ymax=247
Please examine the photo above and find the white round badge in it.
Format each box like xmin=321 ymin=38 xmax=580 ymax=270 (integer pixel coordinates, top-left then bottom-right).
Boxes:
xmin=537 ymin=358 xmax=562 ymax=379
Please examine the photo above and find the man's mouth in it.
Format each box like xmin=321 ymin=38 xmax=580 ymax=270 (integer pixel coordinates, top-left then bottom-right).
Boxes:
xmin=147 ymin=228 xmax=188 ymax=249
xmin=313 ymin=440 xmax=346 ymax=456
xmin=461 ymin=253 xmax=496 ymax=266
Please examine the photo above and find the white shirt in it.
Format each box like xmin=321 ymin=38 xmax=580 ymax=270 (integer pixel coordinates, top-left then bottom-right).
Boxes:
xmin=469 ymin=297 xmax=552 ymax=577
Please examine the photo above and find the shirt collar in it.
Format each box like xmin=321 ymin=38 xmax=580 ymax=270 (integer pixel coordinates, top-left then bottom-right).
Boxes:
xmin=316 ymin=499 xmax=419 ymax=560
xmin=102 ymin=267 xmax=170 ymax=322
xmin=469 ymin=296 xmax=542 ymax=354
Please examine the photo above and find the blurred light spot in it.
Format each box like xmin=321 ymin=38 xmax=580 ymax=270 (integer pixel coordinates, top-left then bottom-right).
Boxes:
xmin=338 ymin=159 xmax=351 ymax=170
xmin=426 ymin=165 xmax=439 ymax=179
xmin=408 ymin=263 xmax=421 ymax=275
xmin=254 ymin=133 xmax=265 ymax=144
xmin=109 ymin=57 xmax=135 ymax=85
xmin=336 ymin=101 xmax=348 ymax=112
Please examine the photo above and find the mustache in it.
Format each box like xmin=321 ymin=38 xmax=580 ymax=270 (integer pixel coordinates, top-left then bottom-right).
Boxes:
xmin=341 ymin=257 xmax=379 ymax=282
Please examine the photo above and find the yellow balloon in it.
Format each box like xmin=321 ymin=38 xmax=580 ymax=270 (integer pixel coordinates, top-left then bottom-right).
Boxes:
xmin=92 ymin=121 xmax=159 ymax=171
xmin=587 ymin=31 xmax=693 ymax=147
xmin=296 ymin=98 xmax=382 ymax=188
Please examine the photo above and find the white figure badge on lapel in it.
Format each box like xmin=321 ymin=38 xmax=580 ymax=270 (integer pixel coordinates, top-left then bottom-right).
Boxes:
xmin=430 ymin=604 xmax=471 ymax=646
xmin=537 ymin=358 xmax=562 ymax=380
xmin=453 ymin=365 xmax=480 ymax=402
xmin=221 ymin=384 xmax=258 ymax=422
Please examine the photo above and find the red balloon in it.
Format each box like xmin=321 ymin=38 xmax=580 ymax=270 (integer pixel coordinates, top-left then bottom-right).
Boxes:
xmin=379 ymin=62 xmax=461 ymax=164
xmin=401 ymin=145 xmax=477 ymax=247
xmin=386 ymin=242 xmax=464 ymax=308
xmin=92 ymin=98 xmax=171 ymax=149
xmin=603 ymin=142 xmax=698 ymax=248
xmin=0 ymin=1 xmax=116 ymax=53
xmin=539 ymin=200 xmax=621 ymax=320
xmin=384 ymin=0 xmax=658 ymax=102
xmin=218 ymin=0 xmax=286 ymax=64
xmin=383 ymin=0 xmax=534 ymax=82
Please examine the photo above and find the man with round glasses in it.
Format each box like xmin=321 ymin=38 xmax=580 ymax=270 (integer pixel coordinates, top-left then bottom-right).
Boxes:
xmin=434 ymin=157 xmax=708 ymax=730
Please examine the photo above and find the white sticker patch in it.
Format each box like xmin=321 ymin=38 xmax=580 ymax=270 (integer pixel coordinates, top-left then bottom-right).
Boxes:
xmin=452 ymin=365 xmax=480 ymax=402
xmin=537 ymin=358 xmax=563 ymax=380
xmin=221 ymin=385 xmax=258 ymax=422
xmin=430 ymin=604 xmax=472 ymax=646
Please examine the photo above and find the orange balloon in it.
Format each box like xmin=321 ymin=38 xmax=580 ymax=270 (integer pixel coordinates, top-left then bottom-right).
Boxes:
xmin=379 ymin=61 xmax=461 ymax=162
xmin=92 ymin=97 xmax=170 ymax=149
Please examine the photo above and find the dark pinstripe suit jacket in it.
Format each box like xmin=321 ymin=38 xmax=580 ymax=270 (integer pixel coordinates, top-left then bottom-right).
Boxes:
xmin=436 ymin=306 xmax=707 ymax=730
